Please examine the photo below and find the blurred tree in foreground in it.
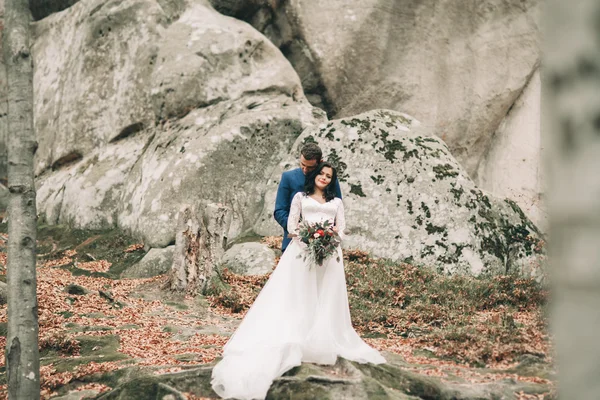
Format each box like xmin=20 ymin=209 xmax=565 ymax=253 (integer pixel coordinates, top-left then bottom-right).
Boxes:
xmin=545 ymin=0 xmax=600 ymax=398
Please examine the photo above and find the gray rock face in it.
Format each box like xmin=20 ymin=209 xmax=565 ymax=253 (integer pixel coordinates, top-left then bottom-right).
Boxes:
xmin=255 ymin=110 xmax=545 ymax=277
xmin=32 ymin=0 xmax=164 ymax=175
xmin=121 ymin=246 xmax=175 ymax=279
xmin=28 ymin=0 xmax=544 ymax=275
xmin=477 ymin=68 xmax=546 ymax=232
xmin=222 ymin=242 xmax=275 ymax=275
xmin=211 ymin=0 xmax=541 ymax=179
xmin=33 ymin=0 xmax=323 ymax=247
xmin=94 ymin=354 xmax=551 ymax=400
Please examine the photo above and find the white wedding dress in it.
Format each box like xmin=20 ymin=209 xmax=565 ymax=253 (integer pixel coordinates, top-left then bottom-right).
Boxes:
xmin=211 ymin=193 xmax=386 ymax=400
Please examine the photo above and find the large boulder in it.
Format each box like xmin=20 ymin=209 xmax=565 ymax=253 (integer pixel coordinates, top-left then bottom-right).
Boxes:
xmin=222 ymin=242 xmax=275 ymax=275
xmin=31 ymin=0 xmax=164 ymax=175
xmin=210 ymin=0 xmax=542 ymax=179
xmin=255 ymin=110 xmax=545 ymax=277
xmin=33 ymin=0 xmax=324 ymax=247
xmin=121 ymin=246 xmax=175 ymax=279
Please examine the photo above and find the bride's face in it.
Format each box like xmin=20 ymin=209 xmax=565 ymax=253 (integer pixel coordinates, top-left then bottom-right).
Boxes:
xmin=315 ymin=167 xmax=333 ymax=191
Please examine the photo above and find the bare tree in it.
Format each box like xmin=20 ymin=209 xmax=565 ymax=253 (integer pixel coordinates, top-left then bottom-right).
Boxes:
xmin=545 ymin=0 xmax=600 ymax=398
xmin=3 ymin=0 xmax=39 ymax=398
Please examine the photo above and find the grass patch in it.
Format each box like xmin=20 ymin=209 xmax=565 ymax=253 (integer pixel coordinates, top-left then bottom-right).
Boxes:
xmin=43 ymin=335 xmax=129 ymax=374
xmin=344 ymin=250 xmax=548 ymax=365
xmin=208 ymin=249 xmax=548 ymax=366
xmin=1 ymin=223 xmax=145 ymax=278
xmin=16 ymin=224 xmax=146 ymax=278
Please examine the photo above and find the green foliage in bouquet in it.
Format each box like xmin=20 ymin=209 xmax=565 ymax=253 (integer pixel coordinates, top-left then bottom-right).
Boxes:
xmin=296 ymin=220 xmax=341 ymax=267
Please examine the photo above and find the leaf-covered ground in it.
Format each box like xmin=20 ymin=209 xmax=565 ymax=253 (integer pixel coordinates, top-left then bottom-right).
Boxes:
xmin=0 ymin=226 xmax=555 ymax=399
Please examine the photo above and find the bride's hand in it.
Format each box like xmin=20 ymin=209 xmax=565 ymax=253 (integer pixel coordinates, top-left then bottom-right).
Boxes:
xmin=287 ymin=234 xmax=297 ymax=238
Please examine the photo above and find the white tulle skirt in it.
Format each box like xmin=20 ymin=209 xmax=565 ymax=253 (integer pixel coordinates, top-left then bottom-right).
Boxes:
xmin=210 ymin=240 xmax=386 ymax=400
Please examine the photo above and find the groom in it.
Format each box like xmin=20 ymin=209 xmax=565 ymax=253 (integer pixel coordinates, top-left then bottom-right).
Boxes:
xmin=274 ymin=143 xmax=342 ymax=252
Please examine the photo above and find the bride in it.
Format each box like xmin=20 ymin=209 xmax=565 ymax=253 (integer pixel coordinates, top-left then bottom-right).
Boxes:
xmin=211 ymin=162 xmax=386 ymax=400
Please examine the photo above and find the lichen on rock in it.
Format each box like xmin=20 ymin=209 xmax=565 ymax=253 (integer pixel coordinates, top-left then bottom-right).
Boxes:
xmin=256 ymin=109 xmax=545 ymax=277
xmin=33 ymin=0 xmax=324 ymax=248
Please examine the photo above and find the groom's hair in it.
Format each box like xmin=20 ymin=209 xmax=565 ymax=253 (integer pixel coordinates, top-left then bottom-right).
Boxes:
xmin=300 ymin=143 xmax=322 ymax=162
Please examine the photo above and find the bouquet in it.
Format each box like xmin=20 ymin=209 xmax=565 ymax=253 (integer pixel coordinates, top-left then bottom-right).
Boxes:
xmin=296 ymin=220 xmax=341 ymax=267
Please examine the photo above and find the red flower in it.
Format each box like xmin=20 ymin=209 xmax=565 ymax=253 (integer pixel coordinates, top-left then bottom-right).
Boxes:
xmin=297 ymin=220 xmax=342 ymax=266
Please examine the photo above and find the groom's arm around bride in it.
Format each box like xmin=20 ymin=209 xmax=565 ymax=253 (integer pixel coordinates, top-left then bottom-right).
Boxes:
xmin=273 ymin=143 xmax=342 ymax=252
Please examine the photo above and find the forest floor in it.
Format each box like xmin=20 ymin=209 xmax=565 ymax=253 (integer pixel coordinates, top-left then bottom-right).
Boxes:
xmin=0 ymin=224 xmax=555 ymax=400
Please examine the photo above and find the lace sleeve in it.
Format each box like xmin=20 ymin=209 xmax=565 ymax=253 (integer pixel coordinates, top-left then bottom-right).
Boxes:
xmin=335 ymin=198 xmax=346 ymax=240
xmin=287 ymin=193 xmax=303 ymax=236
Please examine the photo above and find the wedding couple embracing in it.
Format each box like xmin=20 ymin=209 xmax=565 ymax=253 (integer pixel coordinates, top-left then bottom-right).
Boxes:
xmin=211 ymin=143 xmax=386 ymax=400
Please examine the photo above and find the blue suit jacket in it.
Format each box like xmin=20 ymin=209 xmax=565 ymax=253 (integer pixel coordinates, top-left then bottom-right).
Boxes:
xmin=273 ymin=168 xmax=342 ymax=251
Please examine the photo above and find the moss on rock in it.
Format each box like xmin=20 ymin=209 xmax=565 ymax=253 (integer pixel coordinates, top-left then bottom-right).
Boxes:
xmin=256 ymin=109 xmax=546 ymax=277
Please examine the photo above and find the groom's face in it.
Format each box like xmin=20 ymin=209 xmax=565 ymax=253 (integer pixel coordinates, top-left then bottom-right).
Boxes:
xmin=299 ymin=155 xmax=319 ymax=175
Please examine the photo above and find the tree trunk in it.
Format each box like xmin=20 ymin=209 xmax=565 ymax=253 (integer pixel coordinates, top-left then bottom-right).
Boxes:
xmin=544 ymin=1 xmax=600 ymax=398
xmin=170 ymin=203 xmax=231 ymax=294
xmin=3 ymin=0 xmax=39 ymax=398
xmin=0 ymin=2 xmax=8 ymax=187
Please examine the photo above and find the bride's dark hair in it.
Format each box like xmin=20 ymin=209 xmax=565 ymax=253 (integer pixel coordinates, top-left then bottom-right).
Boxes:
xmin=304 ymin=162 xmax=338 ymax=202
